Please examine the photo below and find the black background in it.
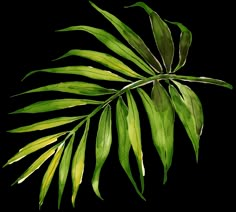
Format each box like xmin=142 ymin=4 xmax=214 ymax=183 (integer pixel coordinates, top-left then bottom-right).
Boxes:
xmin=1 ymin=0 xmax=235 ymax=211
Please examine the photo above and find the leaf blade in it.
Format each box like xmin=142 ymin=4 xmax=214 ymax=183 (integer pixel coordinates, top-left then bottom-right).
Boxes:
xmin=12 ymin=81 xmax=116 ymax=97
xmin=39 ymin=143 xmax=65 ymax=209
xmin=92 ymin=105 xmax=112 ymax=199
xmin=3 ymin=132 xmax=67 ymax=167
xmin=169 ymin=84 xmax=201 ymax=161
xmin=127 ymin=2 xmax=174 ymax=73
xmin=71 ymin=120 xmax=90 ymax=207
xmin=54 ymin=50 xmax=142 ymax=80
xmin=57 ymin=25 xmax=155 ymax=75
xmin=126 ymin=90 xmax=145 ymax=192
xmin=170 ymin=75 xmax=233 ymax=89
xmin=10 ymin=99 xmax=102 ymax=114
xmin=58 ymin=134 xmax=75 ymax=209
xmin=151 ymin=81 xmax=175 ymax=183
xmin=12 ymin=143 xmax=61 ymax=185
xmin=89 ymin=1 xmax=162 ymax=73
xmin=138 ymin=83 xmax=175 ymax=184
xmin=7 ymin=116 xmax=83 ymax=133
xmin=116 ymin=97 xmax=145 ymax=200
xmin=172 ymin=80 xmax=204 ymax=136
xmin=24 ymin=65 xmax=132 ymax=82
xmin=165 ymin=21 xmax=192 ymax=72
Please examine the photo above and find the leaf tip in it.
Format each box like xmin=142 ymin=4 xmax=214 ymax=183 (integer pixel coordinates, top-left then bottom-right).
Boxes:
xmin=195 ymin=153 xmax=199 ymax=164
xmin=11 ymin=180 xmax=18 ymax=187
xmin=92 ymin=179 xmax=104 ymax=200
xmin=71 ymin=196 xmax=76 ymax=208
xmin=2 ymin=162 xmax=8 ymax=168
xmin=89 ymin=1 xmax=98 ymax=9
xmin=55 ymin=28 xmax=65 ymax=32
xmin=124 ymin=2 xmax=153 ymax=15
xmin=163 ymin=170 xmax=168 ymax=185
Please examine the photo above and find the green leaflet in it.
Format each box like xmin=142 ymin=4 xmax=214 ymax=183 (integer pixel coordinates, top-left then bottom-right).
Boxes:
xmin=126 ymin=2 xmax=174 ymax=73
xmin=138 ymin=83 xmax=174 ymax=184
xmin=71 ymin=119 xmax=90 ymax=207
xmin=57 ymin=26 xmax=155 ymax=75
xmin=90 ymin=1 xmax=162 ymax=73
xmin=12 ymin=81 xmax=116 ymax=97
xmin=3 ymin=132 xmax=67 ymax=167
xmin=54 ymin=50 xmax=142 ymax=80
xmin=58 ymin=134 xmax=75 ymax=209
xmin=151 ymin=81 xmax=174 ymax=183
xmin=126 ymin=90 xmax=145 ymax=193
xmin=165 ymin=74 xmax=233 ymax=89
xmin=7 ymin=116 xmax=83 ymax=133
xmin=10 ymin=99 xmax=102 ymax=114
xmin=39 ymin=143 xmax=65 ymax=209
xmin=166 ymin=21 xmax=192 ymax=72
xmin=23 ymin=66 xmax=130 ymax=82
xmin=12 ymin=143 xmax=61 ymax=185
xmin=169 ymin=83 xmax=202 ymax=162
xmin=173 ymin=80 xmax=203 ymax=136
xmin=92 ymin=105 xmax=112 ymax=199
xmin=116 ymin=97 xmax=145 ymax=200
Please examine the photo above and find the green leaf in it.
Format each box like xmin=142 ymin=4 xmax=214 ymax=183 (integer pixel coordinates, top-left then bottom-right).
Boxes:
xmin=90 ymin=1 xmax=162 ymax=73
xmin=126 ymin=90 xmax=145 ymax=193
xmin=126 ymin=2 xmax=174 ymax=73
xmin=12 ymin=143 xmax=61 ymax=185
xmin=173 ymin=80 xmax=204 ymax=136
xmin=24 ymin=66 xmax=131 ymax=82
xmin=54 ymin=50 xmax=142 ymax=80
xmin=169 ymin=75 xmax=233 ymax=89
xmin=169 ymin=83 xmax=202 ymax=162
xmin=149 ymin=81 xmax=175 ymax=183
xmin=92 ymin=105 xmax=112 ymax=200
xmin=10 ymin=99 xmax=102 ymax=114
xmin=165 ymin=21 xmax=192 ymax=72
xmin=57 ymin=26 xmax=155 ymax=76
xmin=7 ymin=116 xmax=83 ymax=133
xmin=39 ymin=143 xmax=65 ymax=209
xmin=116 ymin=97 xmax=145 ymax=200
xmin=12 ymin=81 xmax=116 ymax=97
xmin=71 ymin=120 xmax=90 ymax=207
xmin=58 ymin=134 xmax=75 ymax=209
xmin=138 ymin=85 xmax=174 ymax=184
xmin=3 ymin=132 xmax=67 ymax=167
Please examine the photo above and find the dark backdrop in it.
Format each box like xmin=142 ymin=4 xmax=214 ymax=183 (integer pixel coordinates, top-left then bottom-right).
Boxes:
xmin=1 ymin=0 xmax=235 ymax=211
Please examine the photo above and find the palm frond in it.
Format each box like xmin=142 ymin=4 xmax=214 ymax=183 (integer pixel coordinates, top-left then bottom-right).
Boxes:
xmin=4 ymin=1 xmax=233 ymax=209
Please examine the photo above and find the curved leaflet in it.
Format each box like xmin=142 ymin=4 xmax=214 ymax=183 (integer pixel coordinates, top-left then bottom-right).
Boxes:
xmin=71 ymin=120 xmax=90 ymax=207
xmin=58 ymin=134 xmax=75 ymax=209
xmin=166 ymin=20 xmax=192 ymax=72
xmin=39 ymin=143 xmax=65 ymax=209
xmin=11 ymin=143 xmax=62 ymax=185
xmin=169 ymin=82 xmax=203 ymax=162
xmin=138 ymin=81 xmax=174 ymax=184
xmin=9 ymin=99 xmax=102 ymax=114
xmin=12 ymin=81 xmax=116 ymax=97
xmin=57 ymin=26 xmax=155 ymax=75
xmin=116 ymin=97 xmax=145 ymax=200
xmin=126 ymin=2 xmax=174 ymax=73
xmin=90 ymin=1 xmax=162 ymax=73
xmin=126 ymin=90 xmax=145 ymax=192
xmin=54 ymin=50 xmax=142 ymax=79
xmin=91 ymin=105 xmax=112 ymax=199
